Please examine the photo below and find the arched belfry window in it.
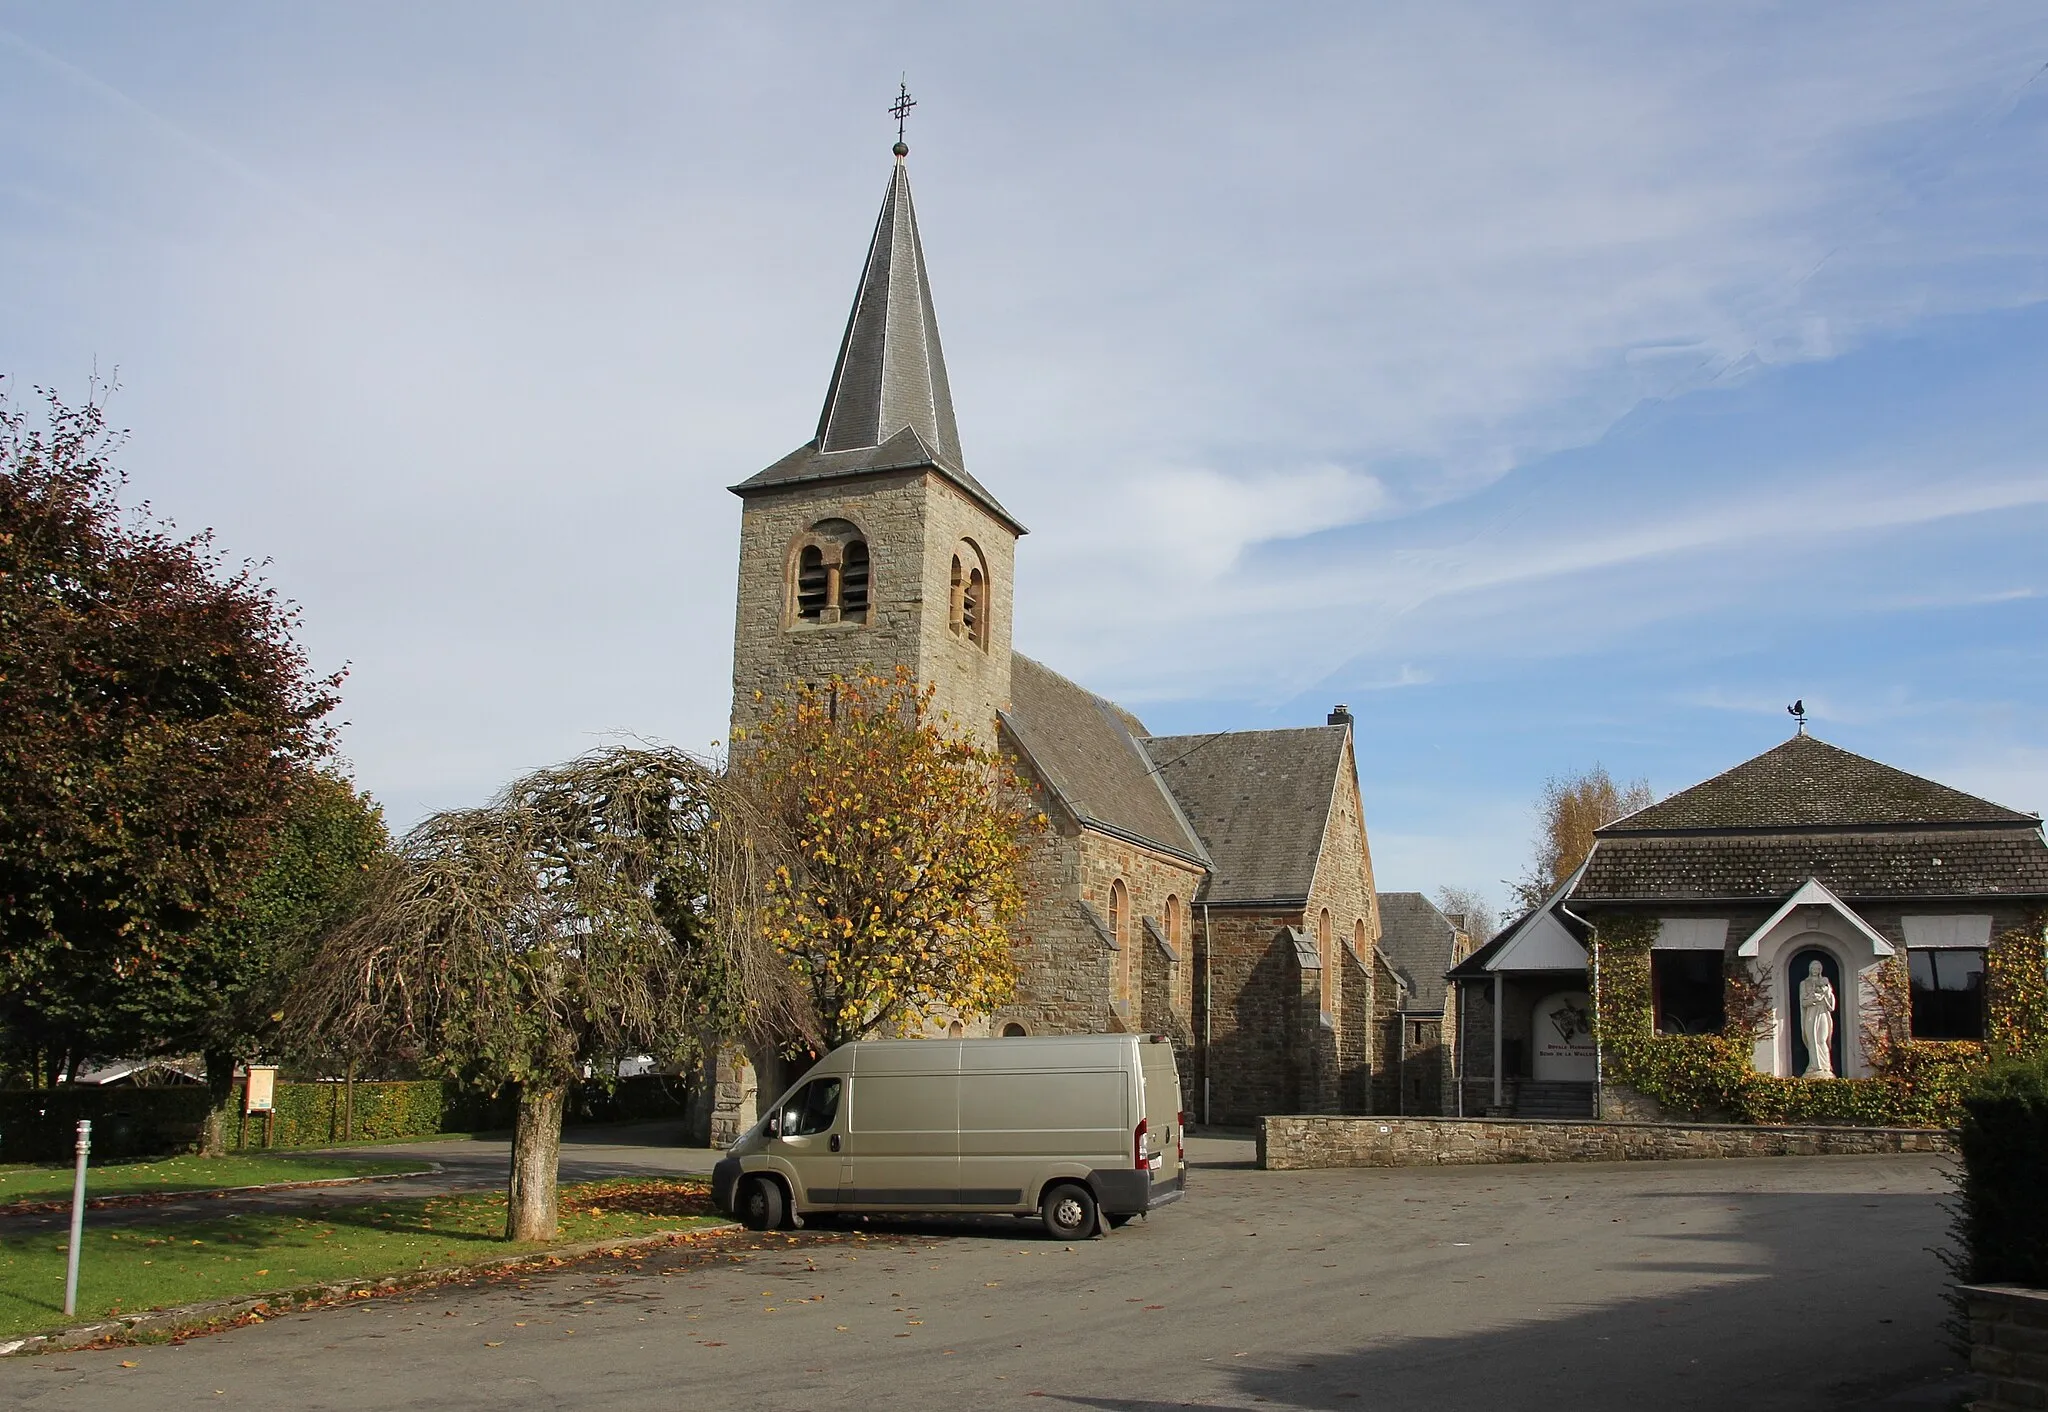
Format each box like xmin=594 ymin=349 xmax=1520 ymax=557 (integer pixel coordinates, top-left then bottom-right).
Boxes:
xmin=789 ymin=519 xmax=870 ymax=626
xmin=948 ymin=540 xmax=990 ymax=649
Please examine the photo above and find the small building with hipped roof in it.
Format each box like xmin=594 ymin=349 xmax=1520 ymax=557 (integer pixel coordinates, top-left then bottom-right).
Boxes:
xmin=1448 ymin=732 xmax=2048 ymax=1121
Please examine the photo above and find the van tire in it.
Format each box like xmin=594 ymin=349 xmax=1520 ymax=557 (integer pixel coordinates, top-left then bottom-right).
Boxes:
xmin=1040 ymin=1182 xmax=1099 ymax=1240
xmin=738 ymin=1175 xmax=785 ymax=1232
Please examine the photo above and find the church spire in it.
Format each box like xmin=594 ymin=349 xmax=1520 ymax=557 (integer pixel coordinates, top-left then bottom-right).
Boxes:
xmin=813 ymin=146 xmax=964 ymax=467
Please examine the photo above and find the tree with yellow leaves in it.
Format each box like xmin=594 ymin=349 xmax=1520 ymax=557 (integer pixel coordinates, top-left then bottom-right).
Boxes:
xmin=732 ymin=668 xmax=1038 ymax=1054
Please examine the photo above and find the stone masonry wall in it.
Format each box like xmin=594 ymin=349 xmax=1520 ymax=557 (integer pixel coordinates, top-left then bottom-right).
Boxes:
xmin=1963 ymin=1285 xmax=2048 ymax=1412
xmin=1338 ymin=944 xmax=1373 ymax=1112
xmin=995 ymin=762 xmax=1204 ymax=1044
xmin=1197 ymin=905 xmax=1308 ymax=1124
xmin=1258 ymin=1114 xmax=1954 ymax=1170
xmin=1370 ymin=950 xmax=1402 ymax=1113
xmin=729 ymin=468 xmax=1017 ymax=747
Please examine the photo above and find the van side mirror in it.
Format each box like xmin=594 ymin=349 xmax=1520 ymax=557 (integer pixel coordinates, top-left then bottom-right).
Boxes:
xmin=764 ymin=1112 xmax=782 ymax=1138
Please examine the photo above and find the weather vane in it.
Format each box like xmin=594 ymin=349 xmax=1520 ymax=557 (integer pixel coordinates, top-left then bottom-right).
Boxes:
xmin=1788 ymin=699 xmax=1807 ymax=735
xmin=890 ymin=77 xmax=916 ymax=154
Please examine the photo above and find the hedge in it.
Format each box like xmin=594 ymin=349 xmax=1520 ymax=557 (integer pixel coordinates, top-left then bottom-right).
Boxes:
xmin=1591 ymin=912 xmax=2048 ymax=1128
xmin=1955 ymin=1053 xmax=2048 ymax=1288
xmin=0 ymin=1074 xmax=698 ymax=1163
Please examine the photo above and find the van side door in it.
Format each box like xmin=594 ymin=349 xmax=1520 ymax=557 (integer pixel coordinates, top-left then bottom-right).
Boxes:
xmin=841 ymin=1071 xmax=959 ymax=1207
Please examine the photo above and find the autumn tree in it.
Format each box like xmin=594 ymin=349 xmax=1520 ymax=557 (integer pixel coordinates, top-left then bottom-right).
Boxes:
xmin=0 ymin=383 xmax=339 ymax=1085
xmin=1433 ymin=885 xmax=1497 ymax=948
xmin=1509 ymin=765 xmax=1655 ymax=910
xmin=291 ymin=747 xmax=762 ymax=1240
xmin=731 ymin=670 xmax=1037 ymax=1070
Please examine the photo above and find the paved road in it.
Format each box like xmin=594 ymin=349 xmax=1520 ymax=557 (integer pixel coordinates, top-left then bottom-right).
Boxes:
xmin=0 ymin=1142 xmax=1964 ymax=1411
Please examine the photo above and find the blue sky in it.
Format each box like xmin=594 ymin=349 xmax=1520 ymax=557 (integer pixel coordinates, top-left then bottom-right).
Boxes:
xmin=3 ymin=4 xmax=2045 ymax=918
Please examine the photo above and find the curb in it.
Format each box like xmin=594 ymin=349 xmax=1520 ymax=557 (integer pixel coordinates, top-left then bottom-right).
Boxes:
xmin=0 ymin=1166 xmax=444 ymax=1219
xmin=0 ymin=1219 xmax=744 ymax=1356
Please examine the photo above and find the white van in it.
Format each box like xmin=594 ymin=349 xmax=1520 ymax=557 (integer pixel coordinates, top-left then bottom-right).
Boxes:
xmin=712 ymin=1033 xmax=1185 ymax=1239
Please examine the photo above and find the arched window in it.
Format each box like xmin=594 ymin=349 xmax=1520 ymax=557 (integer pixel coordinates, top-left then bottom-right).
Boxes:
xmin=839 ymin=540 xmax=870 ymax=619
xmin=949 ymin=540 xmax=990 ymax=649
xmin=1318 ymin=908 xmax=1334 ymax=1013
xmin=963 ymin=567 xmax=985 ymax=646
xmin=946 ymin=1020 xmax=965 ymax=1039
xmin=1001 ymin=1022 xmax=1028 ymax=1038
xmin=1108 ymin=879 xmax=1129 ymax=1005
xmin=795 ymin=545 xmax=829 ymax=620
xmin=1165 ymin=895 xmax=1184 ymax=1006
xmin=789 ymin=520 xmax=870 ymax=626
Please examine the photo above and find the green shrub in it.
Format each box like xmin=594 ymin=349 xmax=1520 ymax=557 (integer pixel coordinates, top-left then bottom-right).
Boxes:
xmin=1 ymin=1073 xmax=696 ymax=1161
xmin=1955 ymin=1053 xmax=2048 ymax=1288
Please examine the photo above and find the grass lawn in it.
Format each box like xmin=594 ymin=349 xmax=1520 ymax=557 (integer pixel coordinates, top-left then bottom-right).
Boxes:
xmin=0 ymin=1177 xmax=718 ymax=1339
xmin=0 ymin=1154 xmax=428 ymax=1208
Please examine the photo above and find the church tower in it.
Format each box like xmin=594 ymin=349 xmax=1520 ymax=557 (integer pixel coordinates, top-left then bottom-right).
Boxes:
xmin=728 ymin=140 xmax=1022 ymax=745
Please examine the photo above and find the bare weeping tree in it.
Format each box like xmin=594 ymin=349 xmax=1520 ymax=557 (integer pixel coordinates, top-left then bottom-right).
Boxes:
xmin=290 ymin=746 xmax=799 ymax=1241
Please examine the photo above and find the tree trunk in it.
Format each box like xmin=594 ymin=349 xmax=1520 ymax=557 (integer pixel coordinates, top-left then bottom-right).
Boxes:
xmin=343 ymin=1058 xmax=356 ymax=1143
xmin=201 ymin=1049 xmax=236 ymax=1157
xmin=505 ymin=1082 xmax=566 ymax=1242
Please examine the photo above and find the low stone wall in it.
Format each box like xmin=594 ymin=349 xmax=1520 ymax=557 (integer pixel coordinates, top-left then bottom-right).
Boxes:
xmin=1962 ymin=1285 xmax=2048 ymax=1412
xmin=1258 ymin=1114 xmax=1955 ymax=1170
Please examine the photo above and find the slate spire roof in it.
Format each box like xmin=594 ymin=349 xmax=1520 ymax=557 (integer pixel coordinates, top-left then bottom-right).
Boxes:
xmin=815 ymin=156 xmax=962 ymax=465
xmin=729 ymin=150 xmax=1024 ymax=535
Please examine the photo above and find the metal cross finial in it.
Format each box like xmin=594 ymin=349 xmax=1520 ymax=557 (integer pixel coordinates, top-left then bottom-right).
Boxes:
xmin=890 ymin=78 xmax=916 ymax=146
xmin=1788 ymin=699 xmax=1807 ymax=734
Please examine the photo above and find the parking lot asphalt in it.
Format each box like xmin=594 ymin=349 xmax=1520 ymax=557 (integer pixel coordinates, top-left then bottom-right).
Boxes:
xmin=0 ymin=1140 xmax=1963 ymax=1411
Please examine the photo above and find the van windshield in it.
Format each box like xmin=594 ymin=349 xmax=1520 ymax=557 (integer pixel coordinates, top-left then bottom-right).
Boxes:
xmin=779 ymin=1078 xmax=842 ymax=1137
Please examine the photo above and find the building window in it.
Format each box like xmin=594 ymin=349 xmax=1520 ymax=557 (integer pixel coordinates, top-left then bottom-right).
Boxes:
xmin=1001 ymin=1022 xmax=1028 ymax=1037
xmin=948 ymin=541 xmax=990 ymax=648
xmin=1108 ymin=879 xmax=1129 ymax=1004
xmin=1651 ymin=951 xmax=1725 ymax=1035
xmin=789 ymin=520 xmax=870 ymax=625
xmin=1909 ymin=950 xmax=1986 ymax=1040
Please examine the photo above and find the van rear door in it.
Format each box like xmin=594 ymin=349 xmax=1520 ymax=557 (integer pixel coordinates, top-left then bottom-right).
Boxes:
xmin=1139 ymin=1039 xmax=1183 ymax=1189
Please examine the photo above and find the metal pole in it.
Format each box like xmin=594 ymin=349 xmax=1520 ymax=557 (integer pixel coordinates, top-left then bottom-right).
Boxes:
xmin=63 ymin=1119 xmax=90 ymax=1316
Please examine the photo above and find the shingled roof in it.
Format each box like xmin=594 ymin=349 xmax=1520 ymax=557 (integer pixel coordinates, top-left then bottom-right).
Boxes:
xmin=1001 ymin=656 xmax=1207 ymax=865
xmin=1604 ymin=734 xmax=2037 ymax=833
xmin=1375 ymin=892 xmax=1459 ymax=1011
xmin=1143 ymin=726 xmax=1349 ymax=905
xmin=728 ymin=155 xmax=1024 ymax=536
xmin=1576 ymin=734 xmax=2048 ymax=903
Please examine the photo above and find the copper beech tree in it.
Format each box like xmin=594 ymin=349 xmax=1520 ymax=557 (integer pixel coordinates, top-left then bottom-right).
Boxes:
xmin=732 ymin=669 xmax=1039 ymax=1067
xmin=291 ymin=747 xmax=774 ymax=1241
xmin=0 ymin=383 xmax=339 ymax=1087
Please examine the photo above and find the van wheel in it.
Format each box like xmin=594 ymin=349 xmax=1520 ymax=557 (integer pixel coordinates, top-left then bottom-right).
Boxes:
xmin=739 ymin=1176 xmax=784 ymax=1232
xmin=1040 ymin=1182 xmax=1099 ymax=1240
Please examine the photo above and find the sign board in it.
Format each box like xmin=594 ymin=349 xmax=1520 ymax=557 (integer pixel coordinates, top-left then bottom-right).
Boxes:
xmin=1531 ymin=992 xmax=1597 ymax=1081
xmin=244 ymin=1064 xmax=279 ymax=1114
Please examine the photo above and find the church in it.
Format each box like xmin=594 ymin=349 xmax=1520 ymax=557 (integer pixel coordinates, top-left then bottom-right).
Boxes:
xmin=710 ymin=139 xmax=1457 ymax=1138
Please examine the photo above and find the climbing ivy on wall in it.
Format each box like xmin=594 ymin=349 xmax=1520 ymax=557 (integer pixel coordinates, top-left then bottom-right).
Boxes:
xmin=1590 ymin=912 xmax=2048 ymax=1129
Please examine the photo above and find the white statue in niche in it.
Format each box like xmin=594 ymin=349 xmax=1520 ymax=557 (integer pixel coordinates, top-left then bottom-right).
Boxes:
xmin=1798 ymin=959 xmax=1838 ymax=1079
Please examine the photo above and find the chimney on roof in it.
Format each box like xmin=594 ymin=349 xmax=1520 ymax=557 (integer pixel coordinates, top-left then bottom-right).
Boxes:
xmin=1327 ymin=704 xmax=1354 ymax=728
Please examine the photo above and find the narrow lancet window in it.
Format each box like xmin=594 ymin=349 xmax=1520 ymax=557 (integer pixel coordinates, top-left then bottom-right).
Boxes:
xmin=839 ymin=540 xmax=870 ymax=621
xmin=795 ymin=545 xmax=829 ymax=620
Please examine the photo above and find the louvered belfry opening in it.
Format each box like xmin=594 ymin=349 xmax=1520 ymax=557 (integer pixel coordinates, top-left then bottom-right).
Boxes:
xmin=838 ymin=540 xmax=871 ymax=621
xmin=962 ymin=567 xmax=984 ymax=646
xmin=795 ymin=545 xmax=830 ymax=620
